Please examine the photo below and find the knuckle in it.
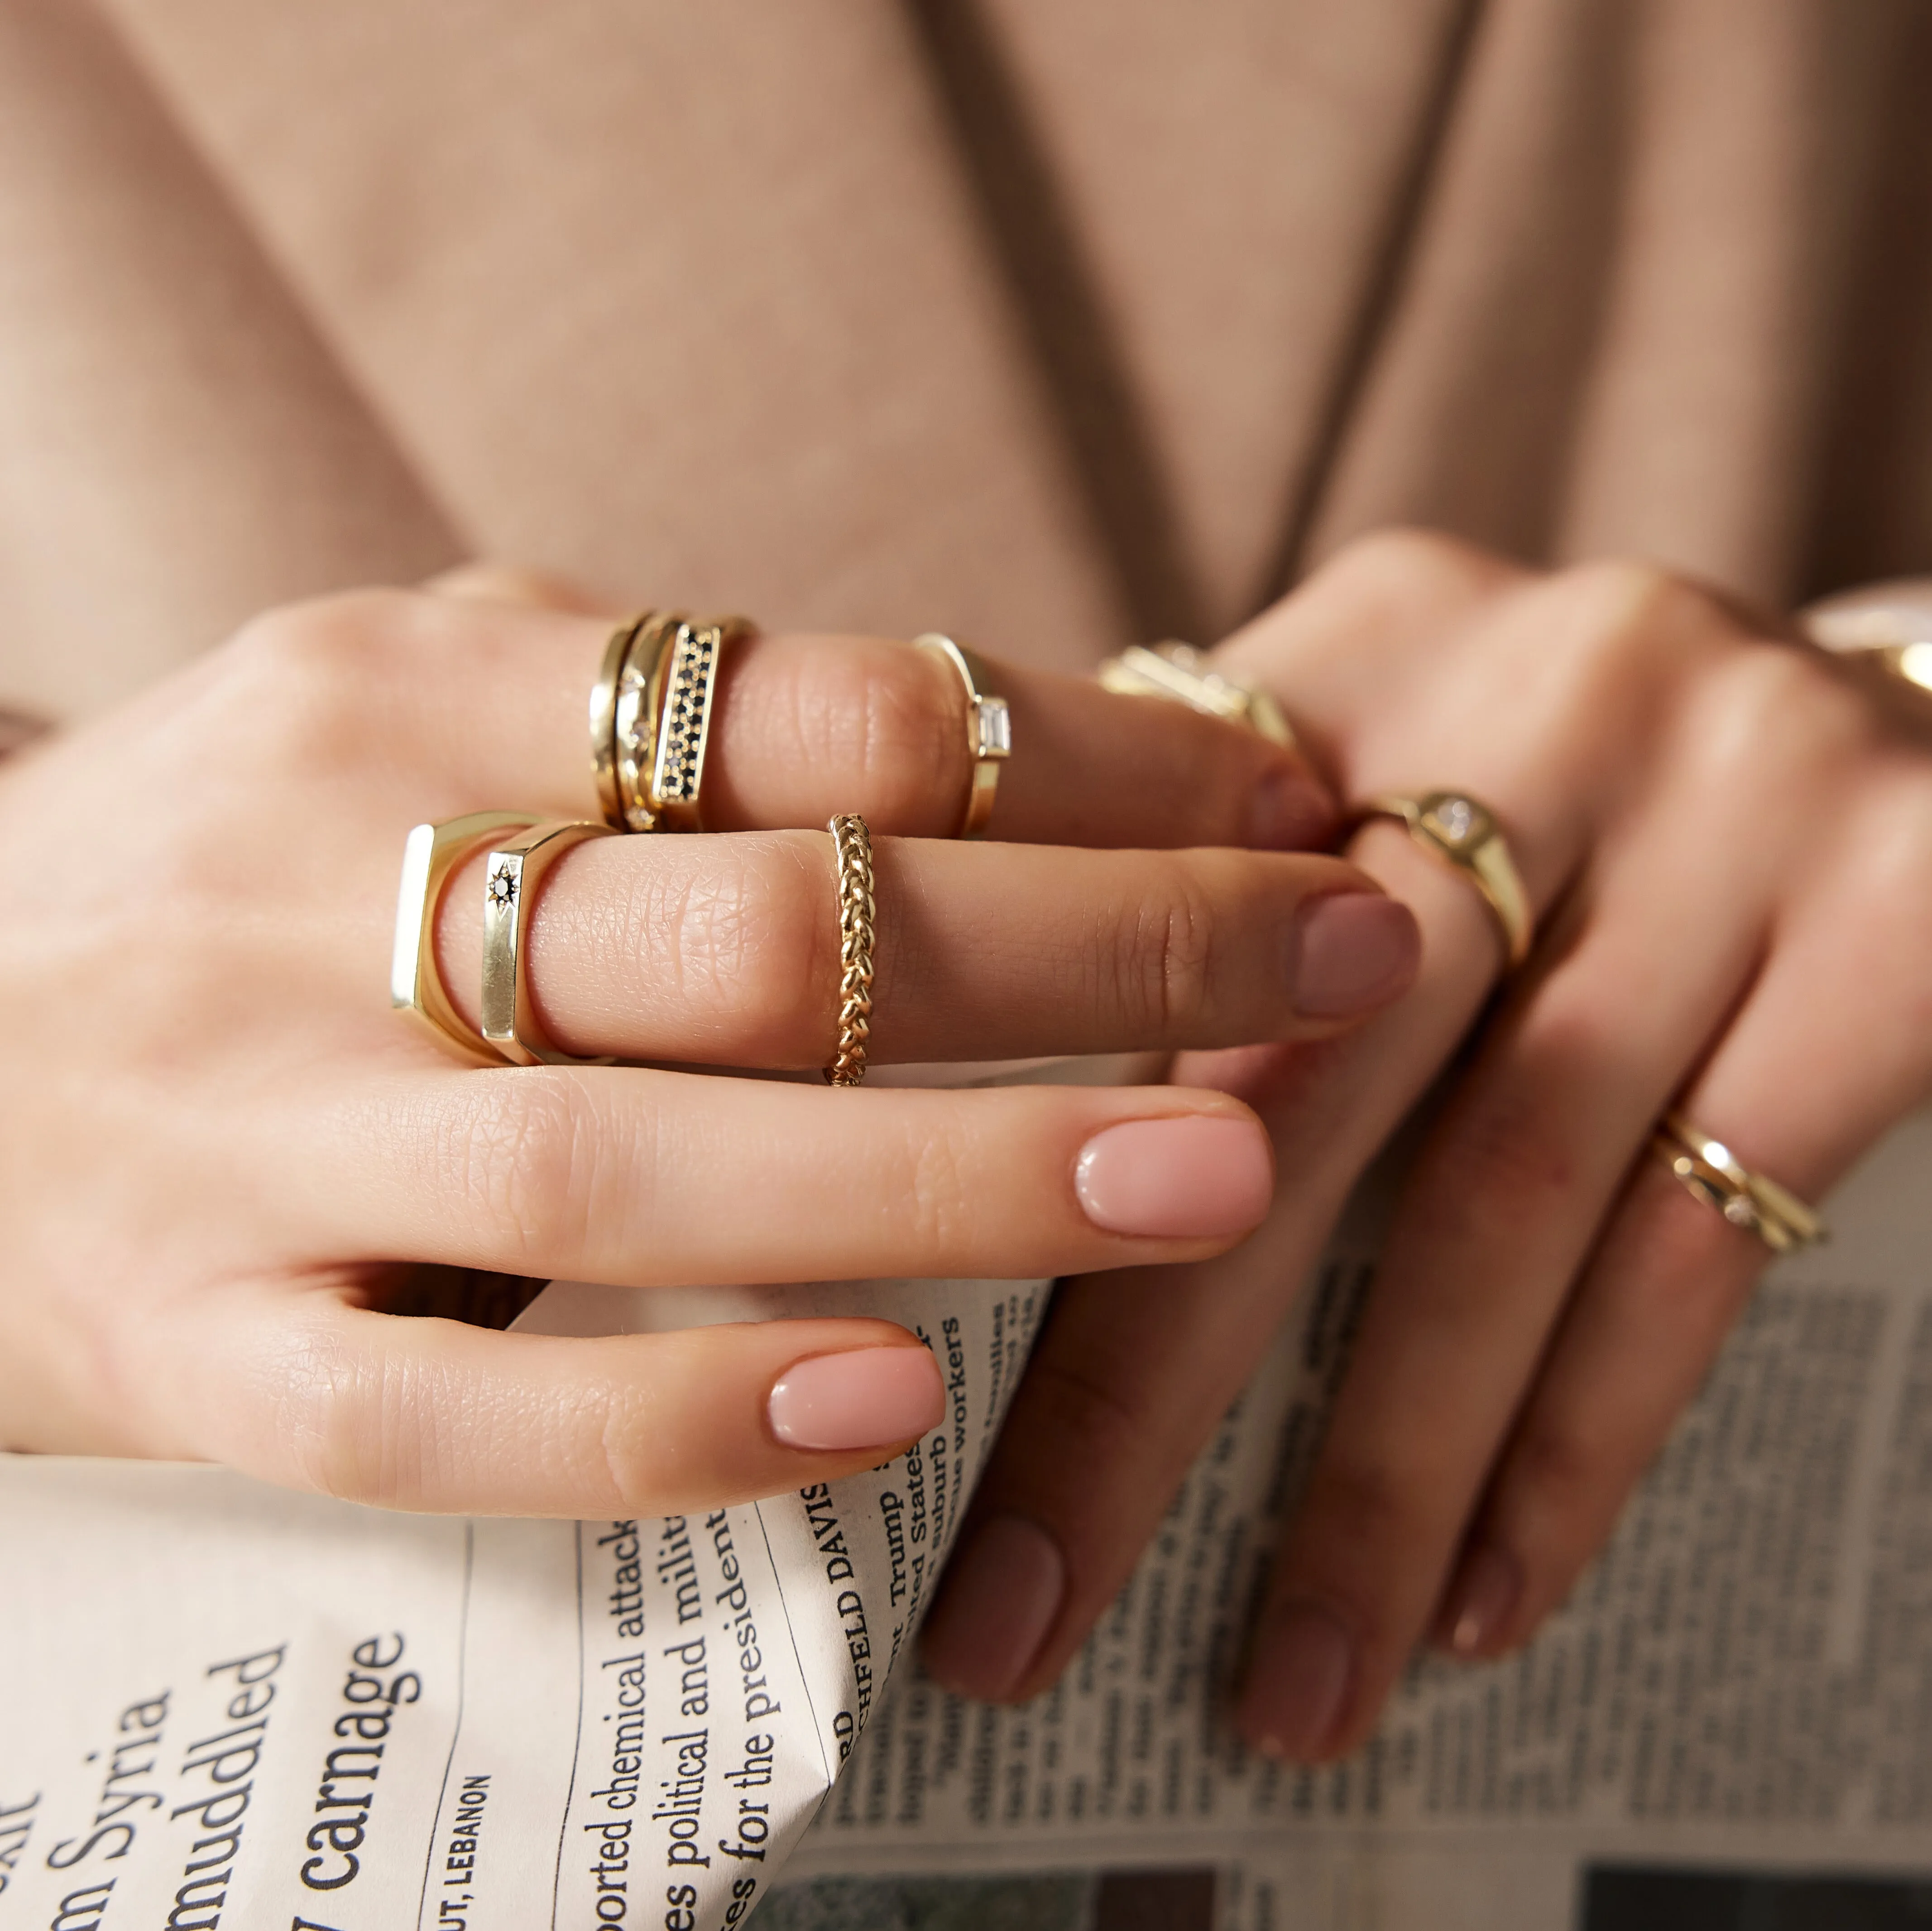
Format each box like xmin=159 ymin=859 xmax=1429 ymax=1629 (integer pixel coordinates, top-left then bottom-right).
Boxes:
xmin=1412 ymin=1096 xmax=1576 ymax=1245
xmin=1098 ymin=858 xmax=1219 ymax=1035
xmin=785 ymin=642 xmax=963 ymax=830
xmin=270 ymin=1318 xmax=410 ymax=1508
xmin=1323 ymin=527 xmax=1505 ymax=606
xmin=438 ymin=1074 xmax=602 ymax=1266
xmin=1018 ymin=1354 xmax=1156 ymax=1482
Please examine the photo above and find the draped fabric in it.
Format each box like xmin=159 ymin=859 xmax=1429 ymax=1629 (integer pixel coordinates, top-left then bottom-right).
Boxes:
xmin=3 ymin=0 xmax=1929 ymax=716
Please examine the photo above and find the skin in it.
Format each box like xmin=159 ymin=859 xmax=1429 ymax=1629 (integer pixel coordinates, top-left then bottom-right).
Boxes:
xmin=923 ymin=530 xmax=1932 ymax=1762
xmin=0 ymin=578 xmax=1419 ymax=1517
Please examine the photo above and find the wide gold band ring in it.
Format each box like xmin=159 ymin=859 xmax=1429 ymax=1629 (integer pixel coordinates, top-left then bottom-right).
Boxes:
xmin=1097 ymin=641 xmax=1295 ymax=747
xmin=1358 ymin=791 xmax=1532 ymax=968
xmin=1651 ymin=1112 xmax=1826 ymax=1254
xmin=913 ymin=632 xmax=1010 ymax=839
xmin=825 ymin=813 xmax=877 ymax=1086
xmin=480 ymin=819 xmax=621 ymax=1065
xmin=592 ymin=611 xmax=752 ymax=833
xmin=393 ymin=810 xmax=542 ymax=1061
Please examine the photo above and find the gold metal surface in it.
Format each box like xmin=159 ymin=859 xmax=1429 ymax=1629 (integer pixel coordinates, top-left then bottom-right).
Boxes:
xmin=913 ymin=632 xmax=1010 ymax=839
xmin=825 ymin=813 xmax=877 ymax=1086
xmin=1098 ymin=641 xmax=1295 ymax=747
xmin=590 ymin=612 xmax=656 ymax=829
xmin=1358 ymin=790 xmax=1532 ymax=968
xmin=615 ymin=610 xmax=683 ymax=833
xmin=392 ymin=810 xmax=543 ymax=1061
xmin=1651 ymin=1111 xmax=1825 ymax=1254
xmin=649 ymin=616 xmax=751 ymax=831
xmin=479 ymin=819 xmax=621 ymax=1065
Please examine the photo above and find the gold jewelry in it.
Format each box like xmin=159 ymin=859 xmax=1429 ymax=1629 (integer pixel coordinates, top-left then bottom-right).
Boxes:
xmin=590 ymin=612 xmax=655 ymax=829
xmin=1097 ymin=641 xmax=1295 ymax=747
xmin=1651 ymin=1112 xmax=1826 ymax=1254
xmin=480 ymin=819 xmax=621 ymax=1065
xmin=913 ymin=632 xmax=1010 ymax=839
xmin=825 ymin=814 xmax=876 ymax=1086
xmin=613 ymin=610 xmax=683 ymax=832
xmin=1358 ymin=791 xmax=1532 ymax=967
xmin=651 ymin=616 xmax=751 ymax=831
xmin=392 ymin=810 xmax=542 ymax=1061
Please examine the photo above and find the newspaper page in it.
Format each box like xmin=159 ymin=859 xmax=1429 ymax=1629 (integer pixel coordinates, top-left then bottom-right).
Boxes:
xmin=5 ymin=1105 xmax=1932 ymax=1931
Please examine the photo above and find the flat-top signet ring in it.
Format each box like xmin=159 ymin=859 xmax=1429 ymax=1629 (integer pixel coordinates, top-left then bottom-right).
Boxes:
xmin=1358 ymin=791 xmax=1532 ymax=968
xmin=481 ymin=819 xmax=622 ymax=1065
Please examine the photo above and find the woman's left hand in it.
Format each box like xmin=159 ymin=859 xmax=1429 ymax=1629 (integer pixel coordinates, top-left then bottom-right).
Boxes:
xmin=925 ymin=530 xmax=1932 ymax=1761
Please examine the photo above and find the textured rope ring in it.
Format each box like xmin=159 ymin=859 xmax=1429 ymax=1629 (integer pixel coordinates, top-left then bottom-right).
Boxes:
xmin=825 ymin=813 xmax=876 ymax=1087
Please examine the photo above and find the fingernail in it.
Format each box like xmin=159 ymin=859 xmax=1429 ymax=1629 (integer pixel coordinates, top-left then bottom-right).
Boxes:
xmin=767 ymin=1347 xmax=944 ymax=1451
xmin=922 ymin=1514 xmax=1066 ymax=1700
xmin=1290 ymin=892 xmax=1420 ymax=1017
xmin=1238 ymin=1600 xmax=1354 ymax=1760
xmin=1439 ymin=1544 xmax=1522 ymax=1657
xmin=1074 ymin=1116 xmax=1272 ymax=1239
xmin=1246 ymin=768 xmax=1333 ymax=850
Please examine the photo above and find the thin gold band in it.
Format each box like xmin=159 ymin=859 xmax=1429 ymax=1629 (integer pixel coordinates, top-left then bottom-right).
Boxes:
xmin=913 ymin=632 xmax=1010 ymax=839
xmin=1651 ymin=1112 xmax=1825 ymax=1254
xmin=392 ymin=810 xmax=542 ymax=1061
xmin=1358 ymin=791 xmax=1533 ymax=968
xmin=825 ymin=814 xmax=876 ymax=1086
xmin=591 ymin=613 xmax=655 ymax=829
xmin=480 ymin=819 xmax=621 ymax=1065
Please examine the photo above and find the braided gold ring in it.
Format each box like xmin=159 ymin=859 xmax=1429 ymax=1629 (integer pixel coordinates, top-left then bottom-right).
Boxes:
xmin=825 ymin=814 xmax=876 ymax=1086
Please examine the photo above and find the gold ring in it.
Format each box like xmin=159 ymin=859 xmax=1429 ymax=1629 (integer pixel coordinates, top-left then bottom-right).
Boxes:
xmin=590 ymin=612 xmax=656 ymax=829
xmin=480 ymin=819 xmax=621 ymax=1065
xmin=825 ymin=814 xmax=876 ymax=1086
xmin=914 ymin=632 xmax=1010 ymax=839
xmin=614 ymin=610 xmax=683 ymax=831
xmin=1097 ymin=641 xmax=1295 ymax=747
xmin=1357 ymin=791 xmax=1532 ymax=968
xmin=650 ymin=616 xmax=753 ymax=832
xmin=1651 ymin=1112 xmax=1826 ymax=1254
xmin=392 ymin=811 xmax=542 ymax=1060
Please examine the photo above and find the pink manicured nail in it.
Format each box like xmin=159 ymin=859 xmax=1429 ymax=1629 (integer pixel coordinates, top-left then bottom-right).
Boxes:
xmin=767 ymin=1347 xmax=943 ymax=1451
xmin=1074 ymin=1116 xmax=1273 ymax=1239
xmin=1290 ymin=893 xmax=1420 ymax=1017
xmin=1238 ymin=1599 xmax=1354 ymax=1761
xmin=921 ymin=1514 xmax=1066 ymax=1701
xmin=1439 ymin=1545 xmax=1522 ymax=1656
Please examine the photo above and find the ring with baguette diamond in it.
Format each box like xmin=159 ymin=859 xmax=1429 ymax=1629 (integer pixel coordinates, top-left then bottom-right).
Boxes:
xmin=914 ymin=633 xmax=1010 ymax=839
xmin=825 ymin=814 xmax=876 ymax=1086
xmin=1357 ymin=791 xmax=1531 ymax=968
xmin=480 ymin=819 xmax=622 ymax=1065
xmin=1097 ymin=641 xmax=1295 ymax=747
xmin=1651 ymin=1112 xmax=1825 ymax=1254
xmin=393 ymin=810 xmax=542 ymax=1060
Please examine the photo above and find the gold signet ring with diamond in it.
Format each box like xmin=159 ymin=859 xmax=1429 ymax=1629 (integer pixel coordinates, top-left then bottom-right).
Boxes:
xmin=1097 ymin=641 xmax=1296 ymax=747
xmin=393 ymin=810 xmax=543 ymax=1061
xmin=1650 ymin=1112 xmax=1825 ymax=1255
xmin=913 ymin=632 xmax=1011 ymax=839
xmin=1357 ymin=791 xmax=1532 ymax=968
xmin=480 ymin=819 xmax=622 ymax=1065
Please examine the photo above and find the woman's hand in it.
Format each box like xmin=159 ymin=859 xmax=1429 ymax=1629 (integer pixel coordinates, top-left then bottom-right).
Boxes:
xmin=0 ymin=585 xmax=1419 ymax=1517
xmin=925 ymin=531 xmax=1932 ymax=1759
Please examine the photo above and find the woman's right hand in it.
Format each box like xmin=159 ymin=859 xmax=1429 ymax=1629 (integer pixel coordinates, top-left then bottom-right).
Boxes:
xmin=0 ymin=586 xmax=1419 ymax=1518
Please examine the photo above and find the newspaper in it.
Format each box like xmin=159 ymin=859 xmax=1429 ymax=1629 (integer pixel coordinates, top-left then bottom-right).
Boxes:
xmin=5 ymin=1105 xmax=1932 ymax=1930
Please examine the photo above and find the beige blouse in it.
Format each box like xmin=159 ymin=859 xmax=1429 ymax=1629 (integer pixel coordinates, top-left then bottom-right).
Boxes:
xmin=3 ymin=0 xmax=1929 ymax=721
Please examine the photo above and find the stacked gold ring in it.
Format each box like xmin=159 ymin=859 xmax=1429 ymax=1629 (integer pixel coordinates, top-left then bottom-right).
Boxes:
xmin=1651 ymin=1112 xmax=1825 ymax=1254
xmin=913 ymin=632 xmax=1011 ymax=839
xmin=592 ymin=610 xmax=753 ymax=833
xmin=1098 ymin=640 xmax=1295 ymax=746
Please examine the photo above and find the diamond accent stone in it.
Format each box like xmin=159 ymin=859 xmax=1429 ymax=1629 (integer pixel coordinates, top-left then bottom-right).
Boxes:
xmin=486 ymin=864 xmax=517 ymax=908
xmin=1434 ymin=796 xmax=1477 ymax=844
xmin=973 ymin=696 xmax=1012 ymax=759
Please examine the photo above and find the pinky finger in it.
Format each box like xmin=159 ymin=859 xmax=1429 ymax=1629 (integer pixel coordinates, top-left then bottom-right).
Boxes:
xmin=1434 ymin=903 xmax=1932 ymax=1658
xmin=144 ymin=1279 xmax=945 ymax=1517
